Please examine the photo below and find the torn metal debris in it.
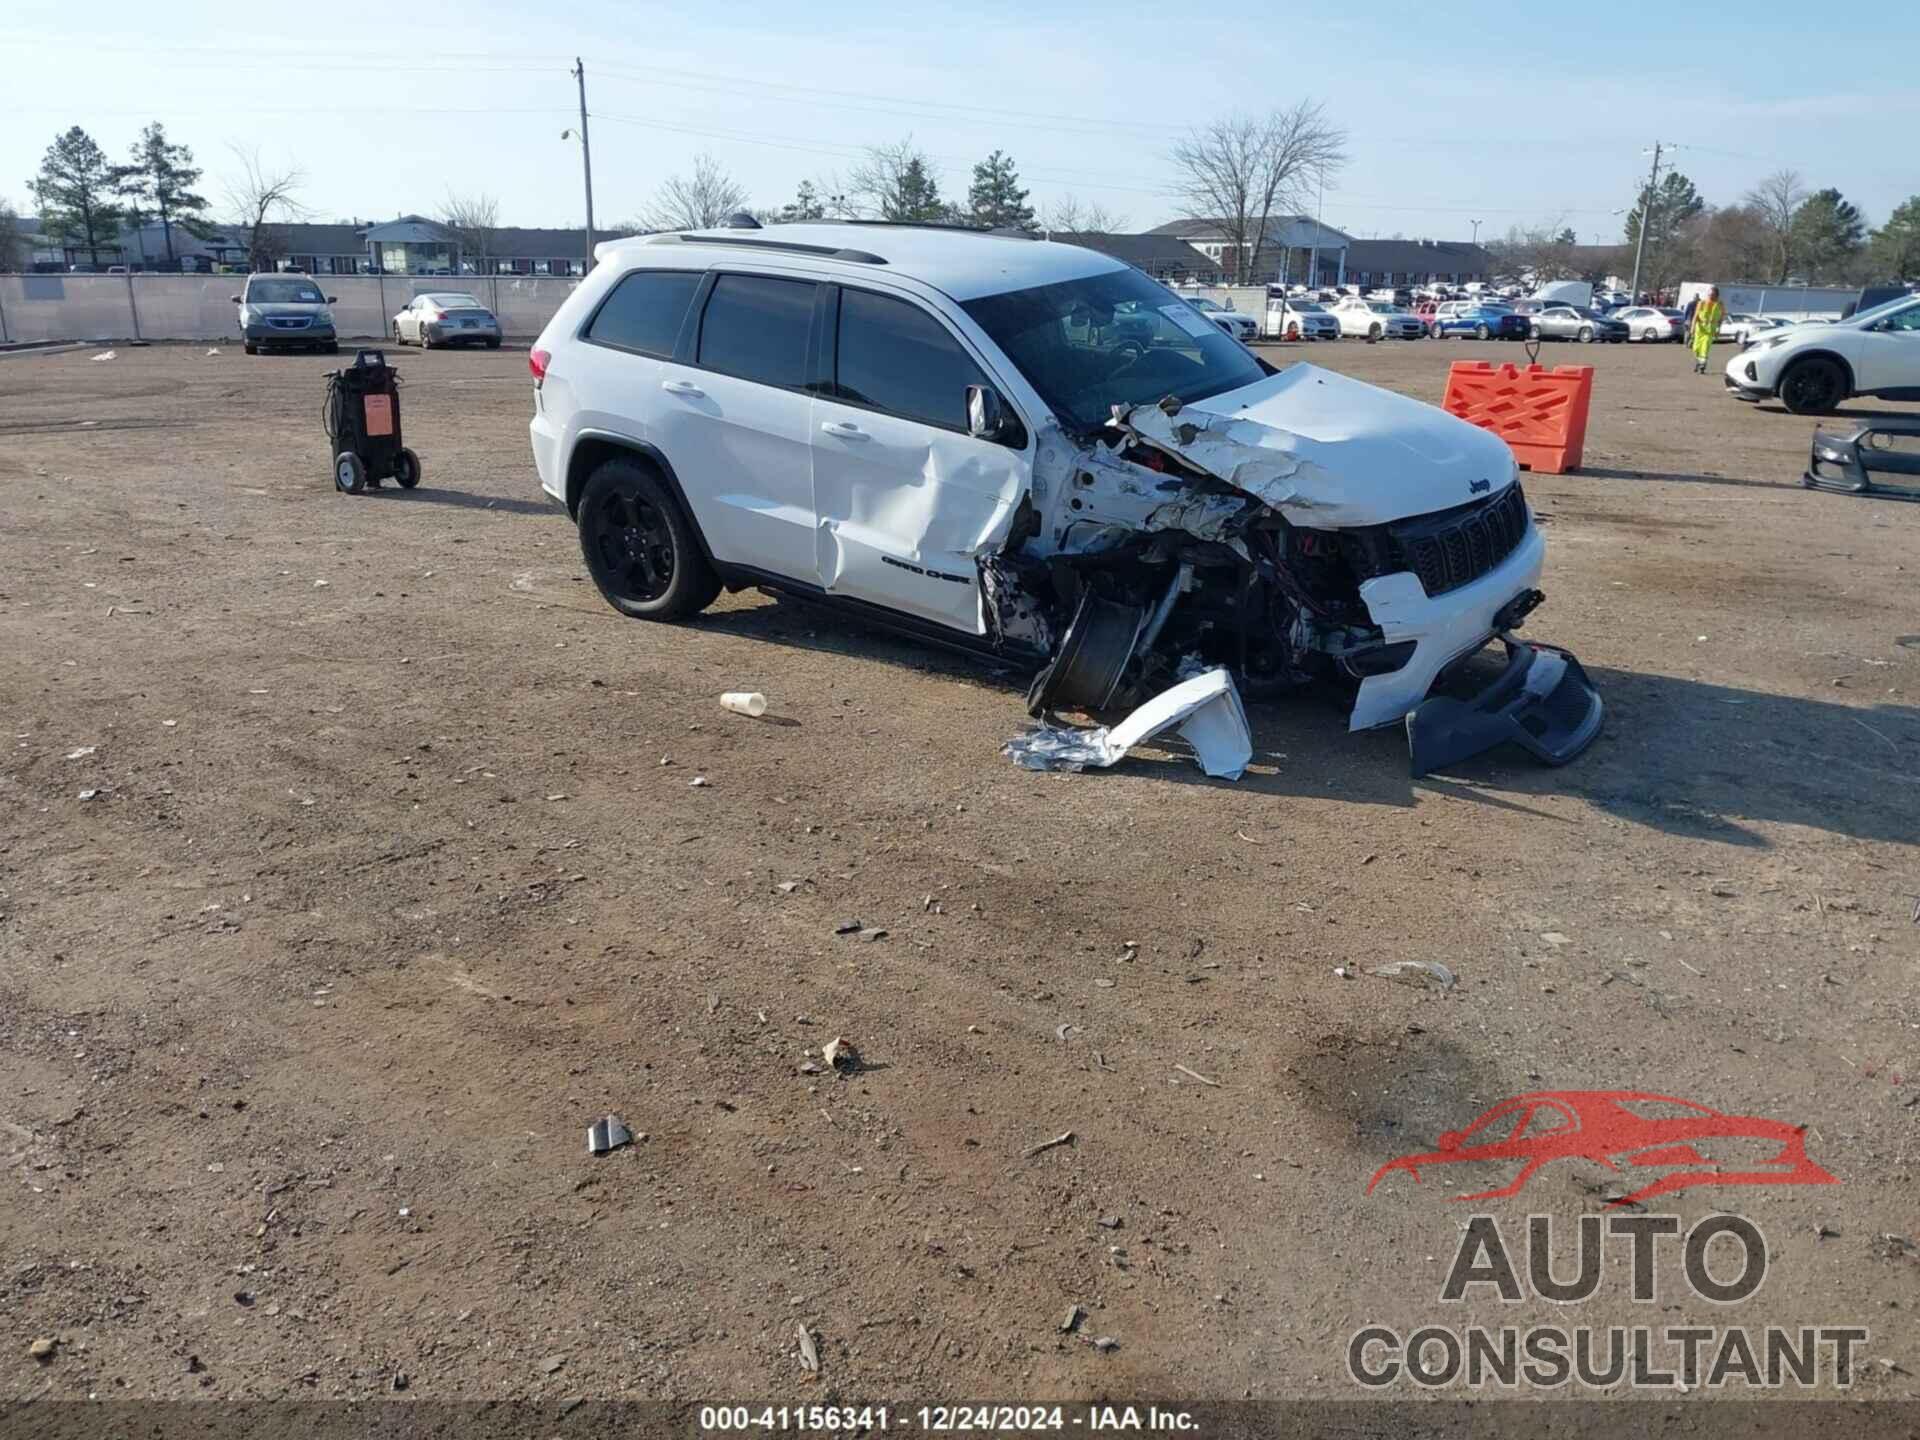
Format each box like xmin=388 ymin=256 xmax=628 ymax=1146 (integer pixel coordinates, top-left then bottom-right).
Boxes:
xmin=1005 ymin=666 xmax=1252 ymax=780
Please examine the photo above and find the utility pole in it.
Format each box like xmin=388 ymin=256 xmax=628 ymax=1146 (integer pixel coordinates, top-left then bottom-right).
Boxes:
xmin=568 ymin=58 xmax=597 ymax=269
xmin=1628 ymin=142 xmax=1663 ymax=303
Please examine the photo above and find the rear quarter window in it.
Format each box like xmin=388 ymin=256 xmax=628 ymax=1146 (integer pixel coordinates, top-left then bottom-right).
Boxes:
xmin=586 ymin=269 xmax=702 ymax=358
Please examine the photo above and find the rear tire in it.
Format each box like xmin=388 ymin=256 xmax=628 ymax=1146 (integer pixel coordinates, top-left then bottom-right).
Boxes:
xmin=576 ymin=458 xmax=721 ymax=620
xmin=1578 ymin=326 xmax=1594 ymax=343
xmin=1475 ymin=323 xmax=1490 ymax=340
xmin=395 ymin=448 xmax=422 ymax=489
xmin=1779 ymin=357 xmax=1846 ymax=416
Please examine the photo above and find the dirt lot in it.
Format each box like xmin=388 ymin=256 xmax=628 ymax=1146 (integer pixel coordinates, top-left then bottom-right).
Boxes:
xmin=2 ymin=336 xmax=1916 ymax=1417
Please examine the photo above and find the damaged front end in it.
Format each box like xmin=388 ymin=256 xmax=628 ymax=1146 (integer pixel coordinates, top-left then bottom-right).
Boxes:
xmin=983 ymin=363 xmax=1602 ymax=776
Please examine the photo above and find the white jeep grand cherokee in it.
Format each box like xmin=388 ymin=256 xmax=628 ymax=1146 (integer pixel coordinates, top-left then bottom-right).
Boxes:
xmin=528 ymin=223 xmax=1600 ymax=774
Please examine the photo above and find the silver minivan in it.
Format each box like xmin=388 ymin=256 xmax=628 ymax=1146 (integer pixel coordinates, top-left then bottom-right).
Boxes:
xmin=234 ymin=274 xmax=339 ymax=354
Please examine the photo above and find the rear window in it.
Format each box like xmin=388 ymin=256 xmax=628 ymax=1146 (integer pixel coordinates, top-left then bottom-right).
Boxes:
xmin=586 ymin=269 xmax=701 ymax=358
xmin=698 ymin=274 xmax=816 ymax=389
xmin=832 ymin=289 xmax=983 ymax=431
xmin=430 ymin=293 xmax=484 ymax=309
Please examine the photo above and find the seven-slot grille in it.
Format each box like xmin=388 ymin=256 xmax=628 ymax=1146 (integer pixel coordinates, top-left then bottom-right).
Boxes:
xmin=1389 ymin=483 xmax=1529 ymax=597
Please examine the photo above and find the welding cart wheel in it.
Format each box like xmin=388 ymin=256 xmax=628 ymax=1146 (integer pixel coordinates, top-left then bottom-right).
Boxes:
xmin=334 ymin=452 xmax=367 ymax=495
xmin=577 ymin=458 xmax=721 ymax=621
xmin=394 ymin=448 xmax=422 ymax=489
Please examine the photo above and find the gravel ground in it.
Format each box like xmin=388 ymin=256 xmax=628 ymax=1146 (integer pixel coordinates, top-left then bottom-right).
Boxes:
xmin=2 ymin=336 xmax=1915 ymax=1416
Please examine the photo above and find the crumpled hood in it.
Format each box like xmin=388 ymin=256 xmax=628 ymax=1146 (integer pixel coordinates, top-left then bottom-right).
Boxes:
xmin=1120 ymin=363 xmax=1518 ymax=527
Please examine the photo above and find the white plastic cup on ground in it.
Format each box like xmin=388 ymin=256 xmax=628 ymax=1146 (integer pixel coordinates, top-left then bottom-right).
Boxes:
xmin=720 ymin=692 xmax=768 ymax=718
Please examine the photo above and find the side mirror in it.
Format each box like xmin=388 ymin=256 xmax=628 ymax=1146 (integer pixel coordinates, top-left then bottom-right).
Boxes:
xmin=966 ymin=384 xmax=1010 ymax=442
xmin=326 ymin=295 xmax=338 ymax=304
xmin=229 ymin=295 xmax=243 ymax=304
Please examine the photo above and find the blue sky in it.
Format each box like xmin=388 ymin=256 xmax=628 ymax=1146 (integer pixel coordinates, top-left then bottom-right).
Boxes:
xmin=6 ymin=0 xmax=1916 ymax=244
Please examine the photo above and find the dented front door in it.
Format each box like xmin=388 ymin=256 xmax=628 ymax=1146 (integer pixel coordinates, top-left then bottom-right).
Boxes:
xmin=810 ymin=287 xmax=1026 ymax=635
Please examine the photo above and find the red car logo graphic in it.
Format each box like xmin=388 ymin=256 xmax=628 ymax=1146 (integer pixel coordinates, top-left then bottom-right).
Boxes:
xmin=1366 ymin=1091 xmax=1837 ymax=1206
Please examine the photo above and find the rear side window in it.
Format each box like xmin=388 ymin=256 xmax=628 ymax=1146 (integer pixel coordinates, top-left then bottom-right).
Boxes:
xmin=833 ymin=289 xmax=984 ymax=431
xmin=697 ymin=275 xmax=816 ymax=389
xmin=586 ymin=269 xmax=701 ymax=358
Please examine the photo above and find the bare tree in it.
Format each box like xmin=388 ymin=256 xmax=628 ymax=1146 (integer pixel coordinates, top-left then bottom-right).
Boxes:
xmin=1745 ymin=168 xmax=1806 ymax=283
xmin=642 ymin=153 xmax=749 ymax=232
xmin=223 ymin=145 xmax=308 ymax=270
xmin=439 ymin=189 xmax=501 ymax=275
xmin=1169 ymin=101 xmax=1346 ymax=282
xmin=1038 ymin=193 xmax=1129 ymax=235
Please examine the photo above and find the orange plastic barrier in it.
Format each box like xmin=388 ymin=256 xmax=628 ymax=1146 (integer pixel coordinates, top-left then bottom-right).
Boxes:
xmin=1441 ymin=362 xmax=1594 ymax=475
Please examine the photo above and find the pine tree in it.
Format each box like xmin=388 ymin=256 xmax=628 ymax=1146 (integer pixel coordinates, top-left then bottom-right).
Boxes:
xmin=29 ymin=127 xmax=128 ymax=267
xmin=889 ymin=157 xmax=945 ymax=222
xmin=966 ymin=150 xmax=1035 ymax=231
xmin=1789 ymin=188 xmax=1865 ymax=283
xmin=1869 ymin=195 xmax=1920 ymax=280
xmin=780 ymin=180 xmax=825 ymax=222
xmin=119 ymin=122 xmax=211 ymax=264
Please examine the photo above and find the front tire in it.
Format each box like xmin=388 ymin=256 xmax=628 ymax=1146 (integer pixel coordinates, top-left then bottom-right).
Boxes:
xmin=1779 ymin=357 xmax=1846 ymax=416
xmin=577 ymin=458 xmax=721 ymax=620
xmin=1475 ymin=323 xmax=1490 ymax=340
xmin=394 ymin=448 xmax=422 ymax=489
xmin=334 ymin=452 xmax=366 ymax=494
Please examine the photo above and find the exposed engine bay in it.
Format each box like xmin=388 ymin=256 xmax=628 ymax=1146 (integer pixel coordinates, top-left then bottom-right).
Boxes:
xmin=973 ymin=364 xmax=1603 ymax=775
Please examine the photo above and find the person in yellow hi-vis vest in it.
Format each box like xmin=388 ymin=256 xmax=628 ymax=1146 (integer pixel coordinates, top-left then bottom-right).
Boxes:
xmin=1689 ymin=287 xmax=1725 ymax=373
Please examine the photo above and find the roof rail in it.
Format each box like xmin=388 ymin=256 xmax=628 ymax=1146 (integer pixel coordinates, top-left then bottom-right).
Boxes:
xmin=812 ymin=219 xmax=1039 ymax=241
xmin=644 ymin=233 xmax=886 ymax=264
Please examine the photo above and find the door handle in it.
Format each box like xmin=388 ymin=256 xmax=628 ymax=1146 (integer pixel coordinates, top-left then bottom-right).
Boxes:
xmin=662 ymin=380 xmax=705 ymax=397
xmin=819 ymin=421 xmax=868 ymax=440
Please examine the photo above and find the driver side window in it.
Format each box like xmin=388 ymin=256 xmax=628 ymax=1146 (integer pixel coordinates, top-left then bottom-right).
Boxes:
xmin=1880 ymin=306 xmax=1920 ymax=333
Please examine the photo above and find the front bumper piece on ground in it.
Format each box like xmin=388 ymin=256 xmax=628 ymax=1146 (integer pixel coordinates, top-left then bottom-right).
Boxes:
xmin=1802 ymin=419 xmax=1920 ymax=501
xmin=1406 ymin=637 xmax=1604 ymax=777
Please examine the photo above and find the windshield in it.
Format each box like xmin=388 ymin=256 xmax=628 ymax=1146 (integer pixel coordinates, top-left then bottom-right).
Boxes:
xmin=962 ymin=268 xmax=1268 ymax=435
xmin=1188 ymin=298 xmax=1222 ymax=311
xmin=429 ymin=292 xmax=485 ymax=309
xmin=248 ymin=278 xmax=326 ymax=305
xmin=1849 ymin=294 xmax=1919 ymax=327
xmin=1292 ymin=302 xmax=1326 ymax=313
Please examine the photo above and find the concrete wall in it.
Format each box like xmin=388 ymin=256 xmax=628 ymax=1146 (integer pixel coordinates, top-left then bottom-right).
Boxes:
xmin=0 ymin=273 xmax=581 ymax=344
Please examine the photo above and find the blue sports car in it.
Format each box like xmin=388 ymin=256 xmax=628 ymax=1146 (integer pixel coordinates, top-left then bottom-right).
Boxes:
xmin=1434 ymin=306 xmax=1531 ymax=341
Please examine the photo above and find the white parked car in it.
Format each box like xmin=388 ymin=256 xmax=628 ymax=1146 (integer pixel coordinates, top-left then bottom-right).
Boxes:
xmin=1266 ymin=297 xmax=1340 ymax=341
xmin=1725 ymin=293 xmax=1920 ymax=414
xmin=527 ymin=223 xmax=1599 ymax=772
xmin=1184 ymin=296 xmax=1258 ymax=341
xmin=1614 ymin=306 xmax=1683 ymax=343
xmin=1718 ymin=313 xmax=1788 ymax=345
xmin=1331 ymin=297 xmax=1426 ymax=339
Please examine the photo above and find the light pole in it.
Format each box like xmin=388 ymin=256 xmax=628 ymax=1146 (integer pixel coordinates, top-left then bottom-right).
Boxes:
xmin=1470 ymin=218 xmax=1482 ymax=245
xmin=562 ymin=57 xmax=597 ymax=274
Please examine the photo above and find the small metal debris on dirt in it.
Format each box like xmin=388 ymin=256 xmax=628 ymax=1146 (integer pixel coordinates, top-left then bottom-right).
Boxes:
xmin=834 ymin=920 xmax=863 ymax=935
xmin=1815 ymin=1223 xmax=1841 ymax=1240
xmin=1060 ymin=1305 xmax=1085 ymax=1333
xmin=78 ymin=789 xmax=100 ymax=801
xmin=29 ymin=1338 xmax=57 ymax=1362
xmin=1092 ymin=1336 xmax=1119 ymax=1353
xmin=586 ymin=1116 xmax=632 ymax=1155
xmin=1024 ymin=1130 xmax=1075 ymax=1159
xmin=64 ymin=746 xmax=96 ymax=761
xmin=1369 ymin=960 xmax=1457 ymax=991
xmin=824 ymin=1037 xmax=859 ymax=1072
xmin=1097 ymin=1216 xmax=1123 ymax=1230
xmin=1332 ymin=966 xmax=1351 ymax=979
xmin=391 ymin=1371 xmax=409 ymax=1392
xmin=777 ymin=881 xmax=801 ymax=894
xmin=796 ymin=1322 xmax=820 ymax=1373
xmin=689 ymin=776 xmax=710 ymax=788
xmin=1174 ymin=1063 xmax=1221 ymax=1088
xmin=540 ymin=1354 xmax=566 ymax=1376
xmin=1056 ymin=1023 xmax=1077 ymax=1042
xmin=798 ymin=1060 xmax=823 ymax=1075
xmin=1541 ymin=932 xmax=1571 ymax=947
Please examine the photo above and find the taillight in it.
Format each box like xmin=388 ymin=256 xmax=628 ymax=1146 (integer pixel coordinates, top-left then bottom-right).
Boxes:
xmin=529 ymin=347 xmax=550 ymax=386
xmin=431 ymin=310 xmax=447 ymax=322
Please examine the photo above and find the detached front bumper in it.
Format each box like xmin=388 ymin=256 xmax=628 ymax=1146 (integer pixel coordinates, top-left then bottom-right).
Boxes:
xmin=1406 ymin=638 xmax=1604 ymax=776
xmin=1803 ymin=419 xmax=1920 ymax=500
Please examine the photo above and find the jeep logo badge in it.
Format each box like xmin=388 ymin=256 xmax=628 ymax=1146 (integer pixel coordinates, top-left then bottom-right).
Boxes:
xmin=1470 ymin=478 xmax=1491 ymax=494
